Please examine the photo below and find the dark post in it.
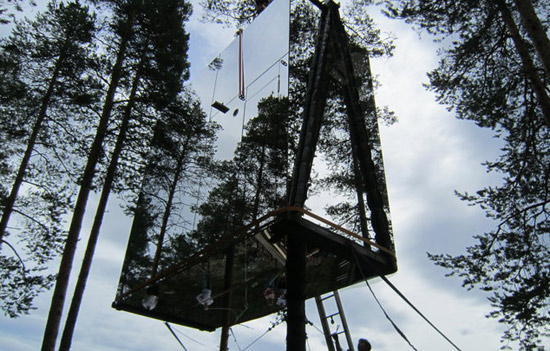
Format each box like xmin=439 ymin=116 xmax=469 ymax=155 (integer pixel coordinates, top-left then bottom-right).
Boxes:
xmin=286 ymin=230 xmax=306 ymax=351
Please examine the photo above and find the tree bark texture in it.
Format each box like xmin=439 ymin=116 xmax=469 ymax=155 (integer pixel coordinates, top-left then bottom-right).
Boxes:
xmin=57 ymin=65 xmax=141 ymax=351
xmin=40 ymin=18 xmax=132 ymax=351
xmin=496 ymin=0 xmax=550 ymax=128
xmin=513 ymin=0 xmax=550 ymax=78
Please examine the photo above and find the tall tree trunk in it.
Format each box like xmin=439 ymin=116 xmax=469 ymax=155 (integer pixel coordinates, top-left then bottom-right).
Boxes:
xmin=0 ymin=50 xmax=65 ymax=247
xmin=512 ymin=0 xmax=550 ymax=78
xmin=40 ymin=17 xmax=133 ymax=351
xmin=496 ymin=0 xmax=550 ymax=128
xmin=150 ymin=136 xmax=190 ymax=278
xmin=57 ymin=66 xmax=142 ymax=351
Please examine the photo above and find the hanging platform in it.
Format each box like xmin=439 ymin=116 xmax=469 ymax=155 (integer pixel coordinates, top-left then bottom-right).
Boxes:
xmin=112 ymin=207 xmax=396 ymax=331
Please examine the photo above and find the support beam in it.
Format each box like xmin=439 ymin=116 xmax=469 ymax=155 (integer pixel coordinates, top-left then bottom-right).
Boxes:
xmin=286 ymin=230 xmax=307 ymax=351
xmin=287 ymin=5 xmax=332 ymax=208
xmin=328 ymin=5 xmax=395 ymax=256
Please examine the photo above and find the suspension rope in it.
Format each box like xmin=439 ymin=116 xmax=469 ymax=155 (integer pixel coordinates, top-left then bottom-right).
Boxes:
xmin=230 ymin=327 xmax=243 ymax=351
xmin=164 ymin=322 xmax=188 ymax=351
xmin=209 ymin=52 xmax=288 ymax=120
xmin=173 ymin=325 xmax=207 ymax=346
xmin=349 ymin=248 xmax=418 ymax=350
xmin=378 ymin=274 xmax=463 ymax=351
xmin=209 ymin=67 xmax=220 ymax=122
xmin=306 ymin=319 xmax=325 ymax=336
xmin=350 ymin=246 xmax=462 ymax=351
xmin=241 ymin=323 xmax=277 ymax=351
xmin=365 ymin=279 xmax=419 ymax=351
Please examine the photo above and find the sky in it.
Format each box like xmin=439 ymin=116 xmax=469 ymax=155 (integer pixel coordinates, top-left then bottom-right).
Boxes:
xmin=1 ymin=0 xmax=549 ymax=350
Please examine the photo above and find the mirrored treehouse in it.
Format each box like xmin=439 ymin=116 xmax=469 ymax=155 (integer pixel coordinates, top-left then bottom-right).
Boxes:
xmin=113 ymin=1 xmax=397 ymax=350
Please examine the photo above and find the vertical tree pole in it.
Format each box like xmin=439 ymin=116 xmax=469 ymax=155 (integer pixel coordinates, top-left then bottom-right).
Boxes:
xmin=286 ymin=3 xmax=332 ymax=351
xmin=286 ymin=228 xmax=306 ymax=351
xmin=57 ymin=63 xmax=142 ymax=351
xmin=495 ymin=0 xmax=550 ymax=127
xmin=512 ymin=0 xmax=550 ymax=78
xmin=40 ymin=14 xmax=133 ymax=351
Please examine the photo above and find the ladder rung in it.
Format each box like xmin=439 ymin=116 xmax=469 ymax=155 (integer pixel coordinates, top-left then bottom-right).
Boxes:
xmin=321 ymin=294 xmax=334 ymax=301
xmin=325 ymin=312 xmax=339 ymax=319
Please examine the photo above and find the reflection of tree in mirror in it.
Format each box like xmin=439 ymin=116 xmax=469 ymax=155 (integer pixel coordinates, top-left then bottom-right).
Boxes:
xmin=208 ymin=56 xmax=224 ymax=71
xmin=189 ymin=95 xmax=290 ymax=250
xmin=120 ymin=91 xmax=218 ymax=283
xmin=200 ymin=0 xmax=275 ymax=27
xmin=199 ymin=0 xmax=395 ymax=247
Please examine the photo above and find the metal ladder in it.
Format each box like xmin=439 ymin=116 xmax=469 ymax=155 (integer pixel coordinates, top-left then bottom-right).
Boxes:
xmin=315 ymin=290 xmax=355 ymax=351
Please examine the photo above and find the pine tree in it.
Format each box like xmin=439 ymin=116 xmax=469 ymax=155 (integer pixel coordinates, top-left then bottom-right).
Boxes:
xmin=119 ymin=91 xmax=218 ymax=287
xmin=0 ymin=1 xmax=98 ymax=318
xmin=40 ymin=0 xmax=138 ymax=348
xmin=55 ymin=1 xmax=196 ymax=349
xmin=385 ymin=0 xmax=550 ymax=348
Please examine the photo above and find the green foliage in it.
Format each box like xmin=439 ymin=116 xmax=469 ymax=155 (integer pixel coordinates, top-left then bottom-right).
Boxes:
xmin=0 ymin=252 xmax=55 ymax=318
xmin=189 ymin=96 xmax=290 ymax=249
xmin=0 ymin=0 xmax=97 ymax=318
xmin=199 ymin=0 xmax=266 ymax=27
xmin=386 ymin=0 xmax=550 ymax=349
xmin=0 ymin=0 xmax=35 ymax=25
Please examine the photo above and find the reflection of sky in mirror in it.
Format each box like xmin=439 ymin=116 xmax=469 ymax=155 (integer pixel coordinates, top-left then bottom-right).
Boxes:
xmin=192 ymin=0 xmax=289 ymax=161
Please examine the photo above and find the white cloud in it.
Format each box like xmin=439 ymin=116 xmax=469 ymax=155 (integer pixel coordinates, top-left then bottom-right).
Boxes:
xmin=1 ymin=1 xmax=549 ymax=351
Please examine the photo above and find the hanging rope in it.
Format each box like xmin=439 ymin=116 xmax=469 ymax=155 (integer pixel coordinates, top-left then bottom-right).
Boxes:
xmin=209 ymin=66 xmax=220 ymax=122
xmin=172 ymin=325 xmax=207 ymax=346
xmin=378 ymin=275 xmax=463 ymax=351
xmin=230 ymin=327 xmax=243 ymax=351
xmin=241 ymin=317 xmax=284 ymax=351
xmin=208 ymin=52 xmax=288 ymax=120
xmin=350 ymin=246 xmax=463 ymax=351
xmin=164 ymin=322 xmax=188 ymax=351
xmin=349 ymin=247 xmax=418 ymax=350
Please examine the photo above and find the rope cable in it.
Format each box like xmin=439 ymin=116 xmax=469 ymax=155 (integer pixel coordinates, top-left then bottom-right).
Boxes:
xmin=306 ymin=319 xmax=325 ymax=336
xmin=164 ymin=322 xmax=188 ymax=351
xmin=230 ymin=327 xmax=243 ymax=351
xmin=242 ymin=315 xmax=284 ymax=351
xmin=238 ymin=29 xmax=245 ymax=100
xmin=378 ymin=274 xmax=463 ymax=351
xmin=350 ymin=246 xmax=462 ymax=351
xmin=173 ymin=325 xmax=207 ymax=346
xmin=365 ymin=279 xmax=419 ymax=351
xmin=209 ymin=68 xmax=220 ymax=122
xmin=349 ymin=246 xmax=419 ymax=350
xmin=209 ymin=52 xmax=289 ymax=120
